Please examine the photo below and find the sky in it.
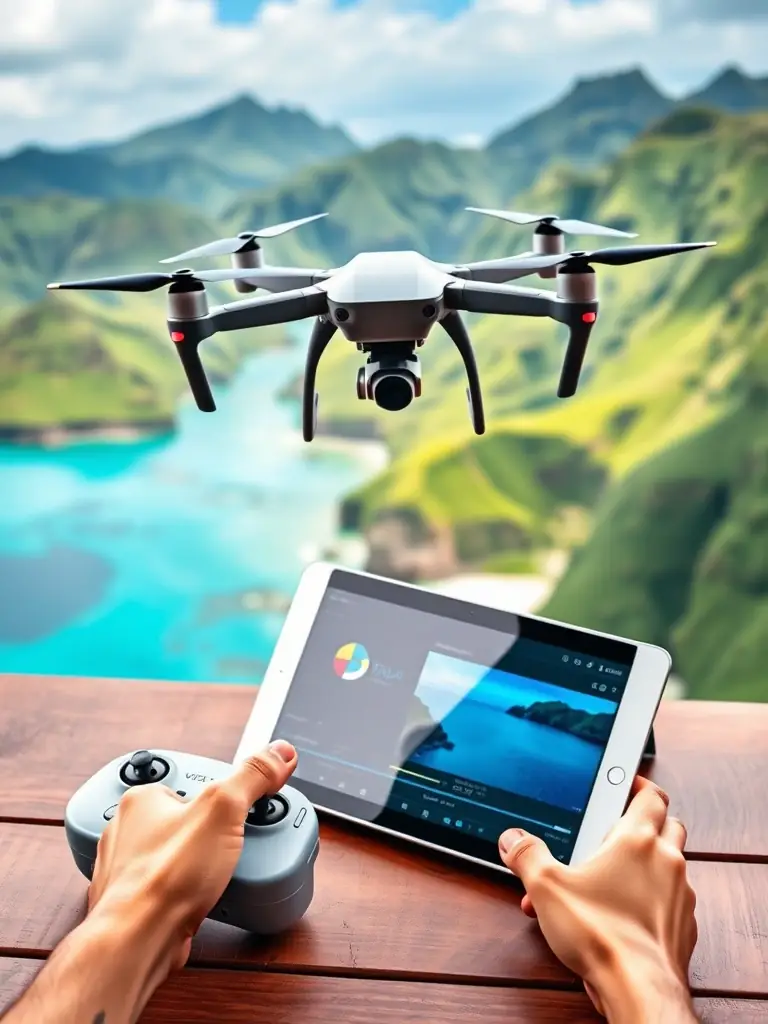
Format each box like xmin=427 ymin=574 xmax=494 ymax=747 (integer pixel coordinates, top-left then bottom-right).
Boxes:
xmin=1 ymin=0 xmax=767 ymax=154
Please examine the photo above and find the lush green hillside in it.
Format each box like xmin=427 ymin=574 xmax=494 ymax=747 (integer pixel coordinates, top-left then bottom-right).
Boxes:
xmin=0 ymin=290 xmax=289 ymax=432
xmin=224 ymin=138 xmax=505 ymax=267
xmin=544 ymin=354 xmax=768 ymax=701
xmin=0 ymin=196 xmax=222 ymax=305
xmin=338 ymin=109 xmax=768 ymax=611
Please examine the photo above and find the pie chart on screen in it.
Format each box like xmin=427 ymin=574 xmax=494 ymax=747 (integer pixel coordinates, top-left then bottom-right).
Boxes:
xmin=333 ymin=642 xmax=370 ymax=681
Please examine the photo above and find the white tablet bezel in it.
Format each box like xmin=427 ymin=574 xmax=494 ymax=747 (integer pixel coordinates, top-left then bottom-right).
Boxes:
xmin=234 ymin=561 xmax=670 ymax=869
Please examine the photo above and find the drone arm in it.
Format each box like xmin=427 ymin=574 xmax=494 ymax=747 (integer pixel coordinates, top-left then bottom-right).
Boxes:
xmin=444 ymin=280 xmax=554 ymax=318
xmin=457 ymin=256 xmax=561 ymax=284
xmin=209 ymin=286 xmax=328 ymax=333
xmin=440 ymin=311 xmax=485 ymax=435
xmin=226 ymin=268 xmax=332 ymax=293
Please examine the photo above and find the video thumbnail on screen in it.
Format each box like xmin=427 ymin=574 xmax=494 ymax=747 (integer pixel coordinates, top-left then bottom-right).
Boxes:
xmin=397 ymin=651 xmax=618 ymax=813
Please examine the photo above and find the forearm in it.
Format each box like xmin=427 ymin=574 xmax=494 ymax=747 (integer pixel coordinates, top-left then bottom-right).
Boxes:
xmin=1 ymin=895 xmax=181 ymax=1024
xmin=592 ymin=950 xmax=699 ymax=1024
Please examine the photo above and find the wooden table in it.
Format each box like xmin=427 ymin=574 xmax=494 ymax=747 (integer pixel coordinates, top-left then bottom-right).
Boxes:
xmin=0 ymin=675 xmax=767 ymax=1022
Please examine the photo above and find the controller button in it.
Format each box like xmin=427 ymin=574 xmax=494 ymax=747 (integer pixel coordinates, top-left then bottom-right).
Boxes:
xmin=103 ymin=804 xmax=118 ymax=821
xmin=294 ymin=807 xmax=306 ymax=828
xmin=120 ymin=751 xmax=170 ymax=786
xmin=247 ymin=794 xmax=289 ymax=826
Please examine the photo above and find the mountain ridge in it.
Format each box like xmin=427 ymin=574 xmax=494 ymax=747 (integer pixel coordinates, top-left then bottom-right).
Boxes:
xmin=2 ymin=65 xmax=767 ymax=217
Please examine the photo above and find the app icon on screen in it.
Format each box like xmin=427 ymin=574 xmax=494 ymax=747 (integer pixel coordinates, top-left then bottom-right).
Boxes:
xmin=333 ymin=642 xmax=370 ymax=681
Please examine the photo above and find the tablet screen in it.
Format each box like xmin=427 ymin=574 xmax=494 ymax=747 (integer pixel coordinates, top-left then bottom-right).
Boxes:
xmin=271 ymin=569 xmax=637 ymax=865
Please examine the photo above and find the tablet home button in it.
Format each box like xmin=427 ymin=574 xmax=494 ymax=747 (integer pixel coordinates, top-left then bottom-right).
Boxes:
xmin=607 ymin=766 xmax=626 ymax=786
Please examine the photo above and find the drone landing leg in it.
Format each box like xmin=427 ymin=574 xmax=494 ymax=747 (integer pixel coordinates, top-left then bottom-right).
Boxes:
xmin=303 ymin=317 xmax=337 ymax=442
xmin=557 ymin=317 xmax=596 ymax=398
xmin=440 ymin=310 xmax=485 ymax=435
xmin=176 ymin=341 xmax=216 ymax=412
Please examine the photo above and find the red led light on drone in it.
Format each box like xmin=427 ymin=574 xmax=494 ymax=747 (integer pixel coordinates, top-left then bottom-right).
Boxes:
xmin=170 ymin=331 xmax=185 ymax=343
xmin=582 ymin=312 xmax=597 ymax=323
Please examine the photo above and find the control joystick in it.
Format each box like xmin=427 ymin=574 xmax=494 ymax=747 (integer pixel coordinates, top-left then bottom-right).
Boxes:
xmin=120 ymin=749 xmax=169 ymax=785
xmin=247 ymin=794 xmax=289 ymax=826
xmin=65 ymin=749 xmax=320 ymax=935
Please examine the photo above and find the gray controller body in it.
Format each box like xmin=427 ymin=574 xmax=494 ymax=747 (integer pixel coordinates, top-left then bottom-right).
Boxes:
xmin=64 ymin=749 xmax=320 ymax=935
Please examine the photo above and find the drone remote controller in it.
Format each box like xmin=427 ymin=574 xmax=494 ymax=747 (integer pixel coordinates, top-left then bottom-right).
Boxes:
xmin=64 ymin=749 xmax=320 ymax=934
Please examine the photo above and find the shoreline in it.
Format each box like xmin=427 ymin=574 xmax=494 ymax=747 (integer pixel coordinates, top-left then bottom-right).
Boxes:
xmin=0 ymin=420 xmax=174 ymax=448
xmin=428 ymin=572 xmax=554 ymax=615
xmin=306 ymin=432 xmax=390 ymax=472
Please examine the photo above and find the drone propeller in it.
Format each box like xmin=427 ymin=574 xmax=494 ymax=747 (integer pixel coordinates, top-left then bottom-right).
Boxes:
xmin=466 ymin=206 xmax=636 ymax=239
xmin=159 ymin=213 xmax=329 ymax=263
xmin=46 ymin=267 xmax=280 ymax=293
xmin=559 ymin=242 xmax=716 ymax=267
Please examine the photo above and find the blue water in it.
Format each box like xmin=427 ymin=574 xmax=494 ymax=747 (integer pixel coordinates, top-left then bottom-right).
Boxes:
xmin=0 ymin=346 xmax=372 ymax=683
xmin=412 ymin=693 xmax=603 ymax=813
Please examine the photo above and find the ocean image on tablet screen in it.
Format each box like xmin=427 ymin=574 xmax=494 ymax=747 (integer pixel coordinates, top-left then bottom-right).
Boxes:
xmin=407 ymin=652 xmax=617 ymax=813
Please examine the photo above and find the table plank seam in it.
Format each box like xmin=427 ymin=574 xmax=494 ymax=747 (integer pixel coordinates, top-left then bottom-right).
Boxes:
xmin=3 ymin=950 xmax=768 ymax=1002
xmin=2 ymin=818 xmax=767 ymax=866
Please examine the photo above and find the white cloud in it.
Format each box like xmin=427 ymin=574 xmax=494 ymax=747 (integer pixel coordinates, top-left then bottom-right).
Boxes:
xmin=0 ymin=0 xmax=766 ymax=154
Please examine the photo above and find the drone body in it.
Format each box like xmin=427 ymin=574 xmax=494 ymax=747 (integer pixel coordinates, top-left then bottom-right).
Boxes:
xmin=47 ymin=211 xmax=715 ymax=442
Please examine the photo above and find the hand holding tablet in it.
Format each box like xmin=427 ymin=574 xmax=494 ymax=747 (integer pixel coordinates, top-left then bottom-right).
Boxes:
xmin=237 ymin=563 xmax=671 ymax=870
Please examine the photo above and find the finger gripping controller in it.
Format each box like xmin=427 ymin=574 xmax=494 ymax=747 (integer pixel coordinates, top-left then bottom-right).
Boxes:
xmin=64 ymin=749 xmax=320 ymax=935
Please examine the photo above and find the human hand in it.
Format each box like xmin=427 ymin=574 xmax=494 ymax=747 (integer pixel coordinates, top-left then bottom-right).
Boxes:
xmin=87 ymin=740 xmax=298 ymax=971
xmin=498 ymin=776 xmax=698 ymax=1023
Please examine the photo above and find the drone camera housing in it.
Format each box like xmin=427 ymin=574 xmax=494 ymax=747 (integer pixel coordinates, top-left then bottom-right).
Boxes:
xmin=359 ymin=348 xmax=423 ymax=412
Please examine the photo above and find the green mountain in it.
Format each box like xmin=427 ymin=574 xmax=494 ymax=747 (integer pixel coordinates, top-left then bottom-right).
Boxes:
xmin=0 ymin=95 xmax=357 ymax=215
xmin=223 ymin=138 xmax=504 ymax=267
xmin=335 ymin=109 xmax=768 ymax=706
xmin=485 ymin=66 xmax=768 ymax=198
xmin=487 ymin=69 xmax=673 ymax=192
xmin=0 ymin=146 xmax=244 ymax=217
xmin=685 ymin=66 xmax=768 ymax=113
xmin=0 ymin=195 xmax=222 ymax=305
xmin=97 ymin=94 xmax=356 ymax=181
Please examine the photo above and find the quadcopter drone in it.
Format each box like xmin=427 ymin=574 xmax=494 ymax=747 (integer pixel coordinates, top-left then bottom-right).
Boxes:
xmin=47 ymin=210 xmax=715 ymax=442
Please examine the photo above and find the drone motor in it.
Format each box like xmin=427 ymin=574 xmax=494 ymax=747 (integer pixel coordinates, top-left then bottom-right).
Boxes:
xmin=230 ymin=237 xmax=265 ymax=293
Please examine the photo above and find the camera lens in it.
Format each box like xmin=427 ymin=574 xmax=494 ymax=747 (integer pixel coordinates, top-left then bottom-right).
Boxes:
xmin=372 ymin=373 xmax=415 ymax=411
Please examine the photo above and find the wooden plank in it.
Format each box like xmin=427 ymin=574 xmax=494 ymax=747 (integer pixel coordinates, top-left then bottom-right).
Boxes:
xmin=0 ymin=823 xmax=766 ymax=995
xmin=0 ymin=959 xmax=765 ymax=1024
xmin=2 ymin=674 xmax=768 ymax=859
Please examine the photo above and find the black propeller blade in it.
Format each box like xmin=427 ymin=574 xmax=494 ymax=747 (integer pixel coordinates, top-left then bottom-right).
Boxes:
xmin=47 ymin=268 xmax=273 ymax=293
xmin=563 ymin=242 xmax=716 ymax=268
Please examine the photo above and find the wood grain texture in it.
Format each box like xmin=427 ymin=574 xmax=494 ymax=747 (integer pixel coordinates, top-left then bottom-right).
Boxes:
xmin=0 ymin=959 xmax=766 ymax=1024
xmin=1 ymin=674 xmax=767 ymax=859
xmin=1 ymin=822 xmax=767 ymax=994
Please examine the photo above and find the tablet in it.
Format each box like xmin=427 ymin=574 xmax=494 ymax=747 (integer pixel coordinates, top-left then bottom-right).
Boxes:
xmin=235 ymin=563 xmax=670 ymax=871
